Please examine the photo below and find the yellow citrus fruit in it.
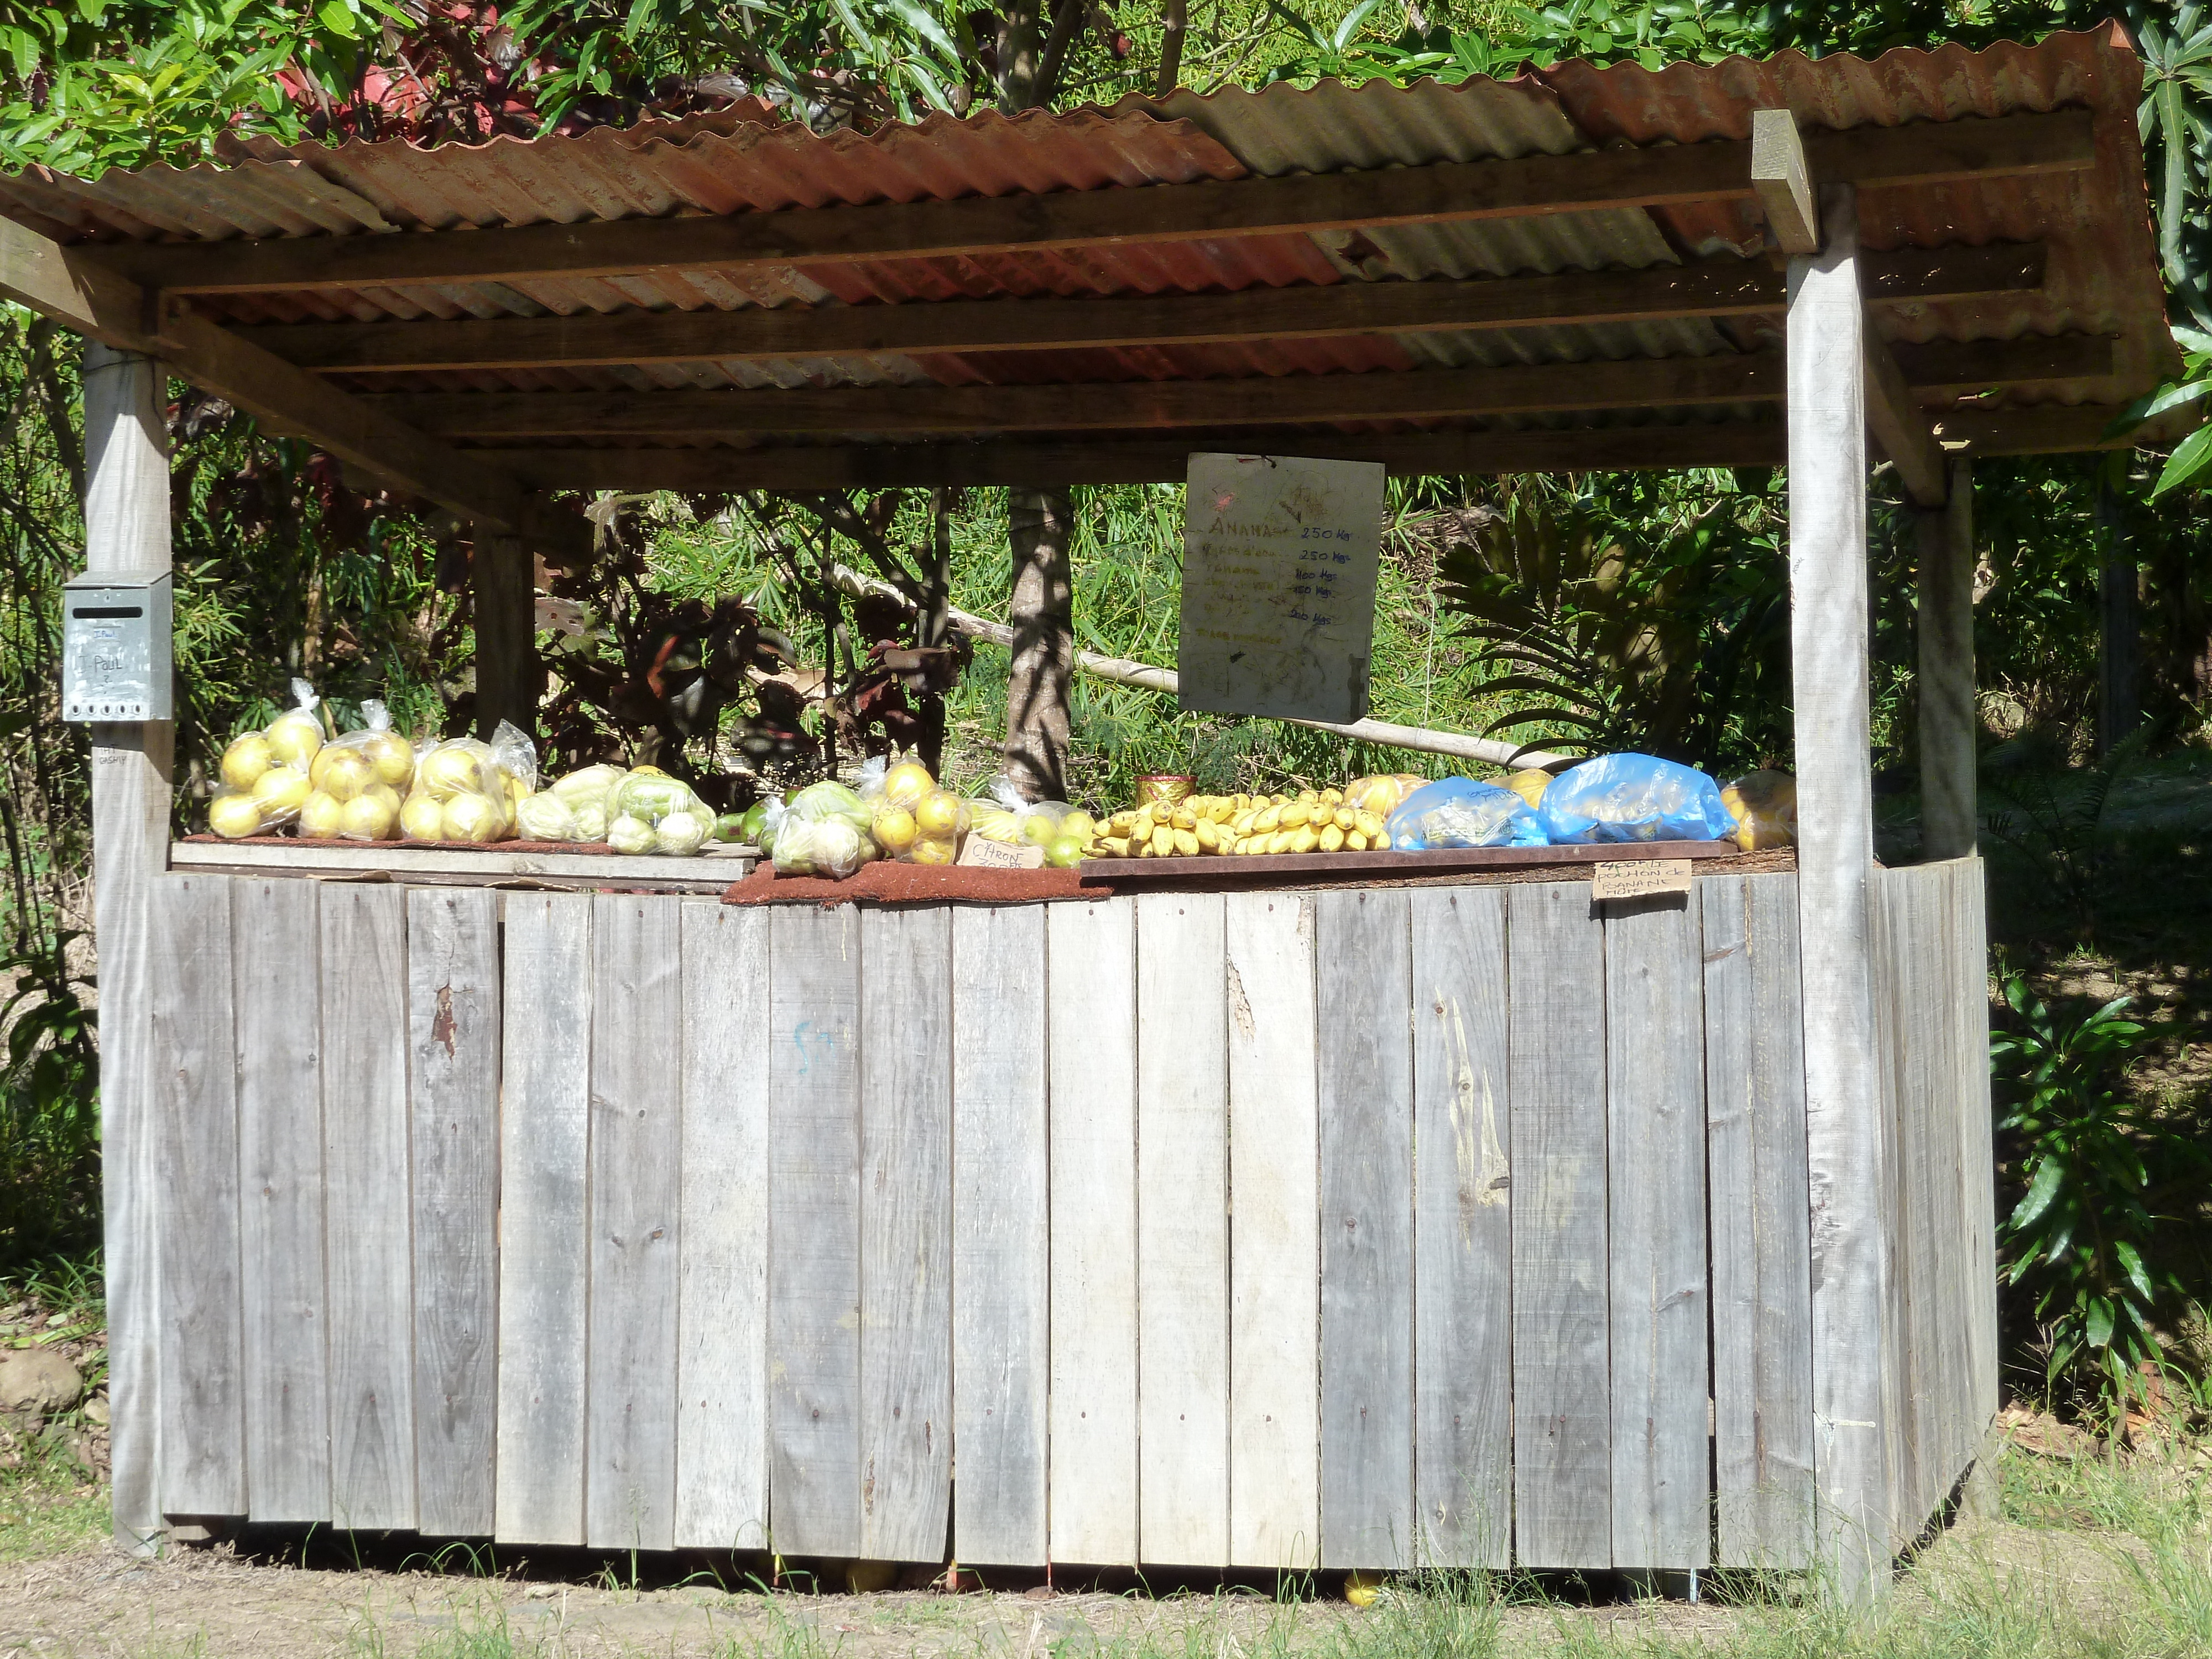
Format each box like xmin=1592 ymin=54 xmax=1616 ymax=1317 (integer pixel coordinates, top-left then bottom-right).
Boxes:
xmin=251 ymin=766 xmax=311 ymax=817
xmin=916 ymin=792 xmax=963 ymax=837
xmin=400 ymin=792 xmax=446 ymax=842
xmin=1060 ymin=809 xmax=1097 ymax=841
xmin=264 ymin=710 xmax=323 ymax=768
xmin=908 ymin=836 xmax=954 ymax=866
xmin=442 ymin=792 xmax=503 ymax=844
xmin=314 ymin=748 xmax=372 ymax=802
xmin=298 ymin=791 xmax=346 ymax=838
xmin=882 ymin=760 xmax=935 ymax=810
xmin=207 ymin=793 xmax=262 ymax=839
xmin=342 ymin=792 xmax=398 ymax=841
xmin=1021 ymin=811 xmax=1060 ymax=846
xmin=873 ymin=806 xmax=919 ymax=853
xmin=361 ymin=732 xmax=415 ymax=787
xmin=366 ymin=782 xmax=401 ymax=815
xmin=220 ymin=733 xmax=273 ymax=791
xmin=419 ymin=745 xmax=483 ymax=799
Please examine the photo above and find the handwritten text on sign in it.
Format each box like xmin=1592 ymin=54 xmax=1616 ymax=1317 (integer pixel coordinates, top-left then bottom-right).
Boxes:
xmin=1178 ymin=452 xmax=1385 ymax=724
xmin=1592 ymin=859 xmax=1694 ymax=900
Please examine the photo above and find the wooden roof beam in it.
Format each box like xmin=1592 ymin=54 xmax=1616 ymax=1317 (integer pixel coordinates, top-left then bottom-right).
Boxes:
xmin=0 ymin=216 xmax=587 ymax=559
xmin=93 ymin=110 xmax=2094 ymax=299
xmin=475 ymin=422 xmax=1794 ymax=490
xmin=355 ymin=333 xmax=2110 ymax=440
xmin=233 ymin=243 xmax=2046 ymax=375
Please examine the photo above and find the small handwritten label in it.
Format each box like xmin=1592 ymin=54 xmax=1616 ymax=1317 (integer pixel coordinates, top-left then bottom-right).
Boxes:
xmin=957 ymin=836 xmax=1047 ymax=870
xmin=1592 ymin=859 xmax=1693 ymax=900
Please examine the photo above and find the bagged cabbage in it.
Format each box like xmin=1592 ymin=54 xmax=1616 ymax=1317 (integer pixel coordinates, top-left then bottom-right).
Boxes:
xmin=655 ymin=808 xmax=709 ymax=856
xmin=1386 ymin=778 xmax=1548 ymax=851
xmin=1538 ymin=753 xmax=1734 ymax=844
xmin=1721 ymin=769 xmax=1797 ymax=850
xmin=1344 ymin=774 xmax=1426 ymax=818
xmin=770 ymin=780 xmax=878 ymax=878
xmin=610 ymin=768 xmax=703 ymax=828
xmin=608 ymin=813 xmax=656 ymax=855
xmin=517 ymin=763 xmax=629 ymax=844
xmin=516 ymin=791 xmax=580 ymax=843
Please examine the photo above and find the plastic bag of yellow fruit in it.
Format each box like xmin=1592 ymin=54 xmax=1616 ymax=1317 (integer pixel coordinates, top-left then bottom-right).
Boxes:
xmin=1342 ymin=773 xmax=1425 ymax=818
xmin=1721 ymin=769 xmax=1797 ymax=850
xmin=210 ymin=677 xmax=331 ymax=835
xmin=859 ymin=755 xmax=984 ymax=867
xmin=400 ymin=721 xmax=538 ymax=844
xmin=295 ymin=700 xmax=416 ymax=841
xmin=969 ymin=778 xmax=1076 ymax=852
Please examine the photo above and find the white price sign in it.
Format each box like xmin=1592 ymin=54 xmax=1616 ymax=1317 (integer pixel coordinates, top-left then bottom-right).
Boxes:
xmin=1178 ymin=452 xmax=1385 ymax=724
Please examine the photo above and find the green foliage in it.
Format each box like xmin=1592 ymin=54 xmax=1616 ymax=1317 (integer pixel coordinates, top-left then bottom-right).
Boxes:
xmin=1430 ymin=474 xmax=1790 ymax=774
xmin=1981 ymin=731 xmax=2147 ymax=935
xmin=1992 ymin=972 xmax=2192 ymax=1425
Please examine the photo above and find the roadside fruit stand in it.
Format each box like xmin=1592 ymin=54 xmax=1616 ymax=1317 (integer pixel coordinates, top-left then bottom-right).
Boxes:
xmin=6 ymin=26 xmax=2178 ymax=1598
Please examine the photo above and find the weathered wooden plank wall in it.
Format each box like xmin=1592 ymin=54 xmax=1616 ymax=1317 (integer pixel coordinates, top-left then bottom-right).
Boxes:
xmin=140 ymin=865 xmax=1994 ymax=1574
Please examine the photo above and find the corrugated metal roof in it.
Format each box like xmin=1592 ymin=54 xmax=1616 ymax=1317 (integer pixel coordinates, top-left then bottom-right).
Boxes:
xmin=0 ymin=25 xmax=2173 ymax=461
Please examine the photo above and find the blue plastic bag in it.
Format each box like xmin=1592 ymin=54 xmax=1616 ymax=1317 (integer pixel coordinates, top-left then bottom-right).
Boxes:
xmin=1385 ymin=778 xmax=1548 ymax=851
xmin=1537 ymin=753 xmax=1733 ymax=844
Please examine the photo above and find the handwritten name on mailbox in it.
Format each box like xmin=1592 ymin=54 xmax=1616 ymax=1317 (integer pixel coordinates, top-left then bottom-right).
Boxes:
xmin=1178 ymin=453 xmax=1385 ymax=724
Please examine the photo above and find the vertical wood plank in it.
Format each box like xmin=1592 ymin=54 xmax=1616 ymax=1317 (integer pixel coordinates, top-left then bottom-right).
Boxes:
xmin=320 ymin=883 xmax=415 ymax=1531
xmin=858 ymin=906 xmax=953 ymax=1563
xmin=85 ymin=341 xmax=175 ymax=1553
xmin=1958 ymin=861 xmax=2000 ymax=1438
xmin=1411 ymin=886 xmax=1511 ymax=1569
xmin=234 ymin=877 xmax=328 ymax=1525
xmin=1047 ymin=899 xmax=1139 ymax=1564
xmin=495 ymin=893 xmax=593 ymax=1546
xmin=1318 ymin=889 xmax=1414 ymax=1570
xmin=1136 ymin=891 xmax=1230 ymax=1567
xmin=1509 ymin=880 xmax=1610 ymax=1568
xmin=1605 ymin=891 xmax=1710 ymax=1570
xmin=1790 ymin=184 xmax=1893 ymax=1597
xmin=1704 ymin=874 xmax=1814 ymax=1569
xmin=675 ymin=902 xmax=770 ymax=1551
xmin=768 ymin=903 xmax=863 ymax=1558
xmin=586 ymin=894 xmax=682 ymax=1552
xmin=406 ymin=886 xmax=502 ymax=1537
xmin=1867 ymin=867 xmax=1914 ymax=1545
xmin=952 ymin=905 xmax=1050 ymax=1567
xmin=150 ymin=874 xmax=244 ymax=1517
xmin=1226 ymin=893 xmax=1319 ymax=1573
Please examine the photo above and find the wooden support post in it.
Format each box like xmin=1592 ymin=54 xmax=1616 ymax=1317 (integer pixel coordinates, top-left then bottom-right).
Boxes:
xmin=472 ymin=532 xmax=541 ymax=741
xmin=2097 ymin=481 xmax=2140 ymax=754
xmin=1917 ymin=460 xmax=1978 ymax=860
xmin=82 ymin=341 xmax=174 ymax=1556
xmin=1787 ymin=186 xmax=1893 ymax=1601
xmin=1752 ymin=110 xmax=1819 ymax=255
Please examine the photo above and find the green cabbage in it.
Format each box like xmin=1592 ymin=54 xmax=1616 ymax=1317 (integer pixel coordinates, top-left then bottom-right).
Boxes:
xmin=516 ymin=792 xmax=578 ymax=842
xmin=607 ymin=812 xmax=655 ymax=855
xmin=611 ymin=771 xmax=701 ymax=826
xmin=656 ymin=809 xmax=708 ymax=856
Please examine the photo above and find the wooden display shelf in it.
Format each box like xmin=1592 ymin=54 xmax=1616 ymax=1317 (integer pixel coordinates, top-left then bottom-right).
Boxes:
xmin=171 ymin=836 xmax=757 ymax=893
xmin=1081 ymin=839 xmax=1744 ymax=884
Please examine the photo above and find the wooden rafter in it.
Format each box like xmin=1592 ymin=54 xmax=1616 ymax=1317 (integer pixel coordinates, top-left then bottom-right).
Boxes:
xmin=0 ymin=217 xmax=586 ymax=558
xmin=94 ymin=111 xmax=2094 ymax=299
xmin=356 ymin=333 xmax=2108 ymax=440
xmin=233 ymin=244 xmax=2046 ymax=375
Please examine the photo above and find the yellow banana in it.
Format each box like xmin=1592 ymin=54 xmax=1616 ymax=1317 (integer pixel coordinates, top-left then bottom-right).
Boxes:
xmin=1267 ymin=830 xmax=1295 ymax=855
xmin=1193 ymin=819 xmax=1222 ymax=852
xmin=1319 ymin=823 xmax=1345 ymax=852
xmin=1354 ymin=809 xmax=1384 ymax=839
xmin=1288 ymin=825 xmax=1320 ymax=853
xmin=1254 ymin=805 xmax=1283 ymax=834
xmin=1150 ymin=825 xmax=1174 ymax=858
xmin=1345 ymin=830 xmax=1368 ymax=852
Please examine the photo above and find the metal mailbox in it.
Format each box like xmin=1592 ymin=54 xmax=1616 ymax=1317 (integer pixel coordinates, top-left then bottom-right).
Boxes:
xmin=62 ymin=572 xmax=172 ymax=722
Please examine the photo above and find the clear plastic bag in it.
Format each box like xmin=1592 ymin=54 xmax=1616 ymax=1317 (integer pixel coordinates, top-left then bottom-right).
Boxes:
xmin=1385 ymin=778 xmax=1548 ymax=851
xmin=1344 ymin=773 xmax=1426 ymax=818
xmin=300 ymin=700 xmax=413 ymax=841
xmin=1537 ymin=753 xmax=1734 ymax=844
xmin=211 ymin=677 xmax=327 ymax=834
xmin=770 ymin=780 xmax=879 ymax=878
xmin=404 ymin=730 xmax=526 ymax=844
xmin=1721 ymin=769 xmax=1798 ymax=850
xmin=609 ymin=768 xmax=703 ymax=828
xmin=262 ymin=677 xmax=326 ymax=771
xmin=969 ymin=777 xmax=1071 ymax=847
xmin=860 ymin=757 xmax=969 ymax=865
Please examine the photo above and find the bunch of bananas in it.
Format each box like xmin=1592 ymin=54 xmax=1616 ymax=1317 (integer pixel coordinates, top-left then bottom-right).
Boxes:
xmin=1085 ymin=787 xmax=1391 ymax=859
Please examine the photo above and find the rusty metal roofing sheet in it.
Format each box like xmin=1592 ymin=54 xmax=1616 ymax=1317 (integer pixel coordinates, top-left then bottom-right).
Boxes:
xmin=0 ymin=26 xmax=2172 ymax=453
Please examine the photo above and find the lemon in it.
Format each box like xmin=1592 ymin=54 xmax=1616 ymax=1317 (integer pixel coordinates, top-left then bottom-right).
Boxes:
xmin=873 ymin=806 xmax=919 ymax=853
xmin=400 ymin=792 xmax=446 ymax=842
xmin=916 ymin=791 xmax=964 ymax=837
xmin=1046 ymin=833 xmax=1086 ymax=868
xmin=882 ymin=760 xmax=935 ymax=810
xmin=252 ymin=766 xmax=311 ymax=818
xmin=1021 ymin=811 xmax=1060 ymax=846
xmin=342 ymin=792 xmax=398 ymax=841
xmin=207 ymin=794 xmax=262 ymax=839
xmin=442 ymin=791 xmax=503 ymax=844
xmin=419 ymin=745 xmax=483 ymax=799
xmin=909 ymin=836 xmax=954 ymax=866
xmin=1061 ymin=810 xmax=1097 ymax=841
xmin=265 ymin=709 xmax=324 ymax=768
xmin=362 ymin=731 xmax=416 ymax=787
xmin=298 ymin=790 xmax=346 ymax=839
xmin=366 ymin=782 xmax=402 ymax=815
xmin=315 ymin=748 xmax=373 ymax=802
xmin=220 ymin=733 xmax=274 ymax=791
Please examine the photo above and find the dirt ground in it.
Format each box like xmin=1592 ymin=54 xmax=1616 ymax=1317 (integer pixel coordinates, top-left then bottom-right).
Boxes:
xmin=0 ymin=1495 xmax=2159 ymax=1659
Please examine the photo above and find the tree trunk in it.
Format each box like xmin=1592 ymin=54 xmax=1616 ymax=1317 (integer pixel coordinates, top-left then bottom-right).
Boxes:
xmin=2096 ymin=481 xmax=2138 ymax=754
xmin=1003 ymin=487 xmax=1074 ymax=800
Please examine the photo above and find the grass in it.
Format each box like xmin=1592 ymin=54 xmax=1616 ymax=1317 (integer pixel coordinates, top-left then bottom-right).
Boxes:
xmin=0 ymin=1249 xmax=111 ymax=1563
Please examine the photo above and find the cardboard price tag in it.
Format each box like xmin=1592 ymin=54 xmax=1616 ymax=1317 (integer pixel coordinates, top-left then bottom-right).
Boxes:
xmin=957 ymin=836 xmax=1047 ymax=871
xmin=1592 ymin=858 xmax=1693 ymax=900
